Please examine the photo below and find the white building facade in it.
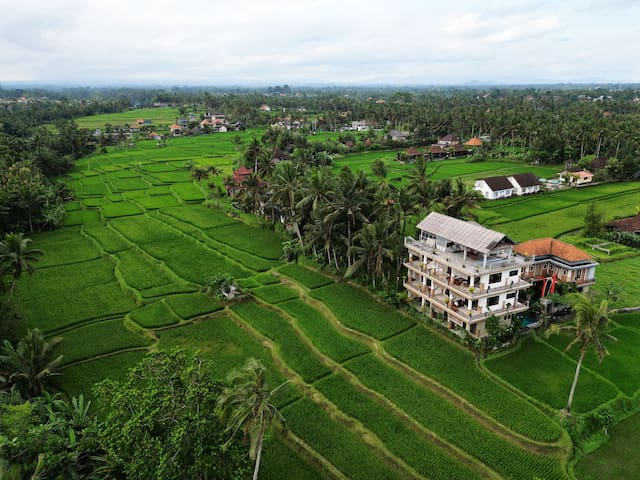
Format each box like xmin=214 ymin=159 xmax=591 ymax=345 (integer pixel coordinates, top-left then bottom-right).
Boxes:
xmin=404 ymin=213 xmax=531 ymax=338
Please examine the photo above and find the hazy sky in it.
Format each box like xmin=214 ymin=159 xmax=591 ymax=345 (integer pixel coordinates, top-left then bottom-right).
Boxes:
xmin=1 ymin=0 xmax=639 ymax=85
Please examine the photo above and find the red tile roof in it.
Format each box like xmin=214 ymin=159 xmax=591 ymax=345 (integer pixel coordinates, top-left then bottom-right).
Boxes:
xmin=464 ymin=137 xmax=483 ymax=147
xmin=514 ymin=238 xmax=593 ymax=262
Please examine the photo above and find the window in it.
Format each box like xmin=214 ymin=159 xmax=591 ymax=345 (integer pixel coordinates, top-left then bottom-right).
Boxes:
xmin=506 ymin=292 xmax=516 ymax=299
xmin=489 ymin=273 xmax=502 ymax=284
xmin=576 ymin=269 xmax=582 ymax=279
xmin=487 ymin=296 xmax=499 ymax=307
xmin=509 ymin=269 xmax=518 ymax=277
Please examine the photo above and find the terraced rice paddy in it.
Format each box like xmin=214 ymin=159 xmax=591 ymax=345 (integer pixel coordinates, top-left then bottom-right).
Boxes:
xmin=16 ymin=133 xmax=590 ymax=479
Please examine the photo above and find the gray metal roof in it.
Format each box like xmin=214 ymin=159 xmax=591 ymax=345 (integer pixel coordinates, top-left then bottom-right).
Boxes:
xmin=416 ymin=212 xmax=512 ymax=254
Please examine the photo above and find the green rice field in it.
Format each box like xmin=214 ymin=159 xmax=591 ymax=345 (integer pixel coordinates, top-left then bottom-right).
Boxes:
xmin=27 ymin=129 xmax=640 ymax=479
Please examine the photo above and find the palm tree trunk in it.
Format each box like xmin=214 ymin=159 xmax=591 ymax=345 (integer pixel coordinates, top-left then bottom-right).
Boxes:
xmin=567 ymin=350 xmax=585 ymax=414
xmin=253 ymin=423 xmax=266 ymax=480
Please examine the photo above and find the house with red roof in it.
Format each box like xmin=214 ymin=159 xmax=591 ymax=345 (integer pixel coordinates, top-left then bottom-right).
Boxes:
xmin=514 ymin=238 xmax=598 ymax=292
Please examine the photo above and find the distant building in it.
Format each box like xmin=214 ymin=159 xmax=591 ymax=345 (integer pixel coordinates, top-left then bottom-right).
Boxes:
xmin=260 ymin=104 xmax=271 ymax=112
xmin=404 ymin=212 xmax=531 ymax=338
xmin=464 ymin=137 xmax=483 ymax=147
xmin=389 ymin=130 xmax=410 ymax=142
xmin=169 ymin=124 xmax=182 ymax=137
xmin=507 ymin=173 xmax=541 ymax=196
xmin=474 ymin=176 xmax=515 ymax=200
xmin=474 ymin=173 xmax=540 ymax=199
xmin=559 ymin=169 xmax=593 ymax=185
xmin=607 ymin=213 xmax=640 ymax=235
xmin=437 ymin=134 xmax=461 ymax=146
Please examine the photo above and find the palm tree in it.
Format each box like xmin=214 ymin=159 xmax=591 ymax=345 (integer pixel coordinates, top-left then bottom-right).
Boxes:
xmin=547 ymin=293 xmax=616 ymax=414
xmin=217 ymin=358 xmax=288 ymax=480
xmin=346 ymin=219 xmax=398 ymax=288
xmin=0 ymin=328 xmax=63 ymax=398
xmin=444 ymin=178 xmax=483 ymax=219
xmin=0 ymin=232 xmax=43 ymax=301
xmin=190 ymin=166 xmax=210 ymax=182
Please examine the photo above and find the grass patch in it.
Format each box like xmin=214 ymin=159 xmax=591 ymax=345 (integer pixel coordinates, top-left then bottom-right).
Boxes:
xmin=54 ymin=350 xmax=148 ymax=402
xmin=485 ymin=337 xmax=619 ymax=413
xmin=55 ymin=318 xmax=151 ymax=365
xmin=314 ymin=373 xmax=482 ymax=480
xmin=63 ymin=209 xmax=102 ymax=226
xmin=102 ymin=201 xmax=144 ymax=218
xmin=278 ymin=263 xmax=334 ymax=289
xmin=252 ymin=284 xmax=299 ymax=303
xmin=82 ymin=224 xmax=131 ymax=253
xmin=311 ymin=283 xmax=415 ymax=340
xmin=283 ymin=397 xmax=404 ymax=480
xmin=613 ymin=312 xmax=640 ymax=330
xmin=254 ymin=272 xmax=281 ymax=285
xmin=130 ymin=301 xmax=181 ymax=328
xmin=260 ymin=436 xmax=326 ymax=480
xmin=136 ymin=195 xmax=180 ymax=209
xmin=205 ymin=223 xmax=283 ymax=259
xmin=15 ymin=257 xmax=115 ymax=300
xmin=110 ymin=177 xmax=150 ymax=191
xmin=165 ymin=293 xmax=222 ymax=319
xmin=575 ymin=411 xmax=640 ymax=480
xmin=231 ymin=301 xmax=331 ymax=383
xmin=545 ymin=327 xmax=640 ymax=397
xmin=115 ymin=248 xmax=175 ymax=291
xmin=36 ymin=237 xmax=101 ymax=268
xmin=280 ymin=300 xmax=368 ymax=363
xmin=19 ymin=282 xmax=138 ymax=332
xmin=172 ymin=182 xmax=205 ymax=201
xmin=161 ymin=205 xmax=236 ymax=229
xmin=385 ymin=327 xmax=562 ymax=441
xmin=156 ymin=314 xmax=297 ymax=405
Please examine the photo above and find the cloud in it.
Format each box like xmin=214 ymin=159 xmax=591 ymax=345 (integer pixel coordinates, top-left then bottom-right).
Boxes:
xmin=0 ymin=0 xmax=637 ymax=85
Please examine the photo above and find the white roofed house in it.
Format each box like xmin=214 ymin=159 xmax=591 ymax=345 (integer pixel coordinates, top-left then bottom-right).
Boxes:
xmin=404 ymin=212 xmax=531 ymax=338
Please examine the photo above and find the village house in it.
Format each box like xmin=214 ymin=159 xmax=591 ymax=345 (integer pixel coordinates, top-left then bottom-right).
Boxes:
xmin=226 ymin=166 xmax=252 ymax=197
xmin=464 ymin=137 xmax=483 ymax=147
xmin=474 ymin=176 xmax=515 ymax=199
xmin=507 ymin=173 xmax=541 ymax=196
xmin=169 ymin=124 xmax=182 ymax=137
xmin=474 ymin=173 xmax=540 ymax=199
xmin=389 ymin=130 xmax=410 ymax=142
xmin=404 ymin=212 xmax=531 ymax=338
xmin=437 ymin=134 xmax=461 ymax=146
xmin=514 ymin=238 xmax=598 ymax=293
xmin=428 ymin=145 xmax=448 ymax=159
xmin=351 ymin=120 xmax=371 ymax=131
xmin=260 ymin=104 xmax=271 ymax=112
xmin=607 ymin=212 xmax=640 ymax=235
xmin=559 ymin=169 xmax=594 ymax=185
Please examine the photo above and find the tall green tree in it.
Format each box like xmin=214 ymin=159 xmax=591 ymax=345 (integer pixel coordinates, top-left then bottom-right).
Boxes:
xmin=217 ymin=358 xmax=288 ymax=480
xmin=95 ymin=350 xmax=250 ymax=480
xmin=0 ymin=232 xmax=42 ymax=301
xmin=547 ymin=293 xmax=616 ymax=414
xmin=0 ymin=329 xmax=62 ymax=398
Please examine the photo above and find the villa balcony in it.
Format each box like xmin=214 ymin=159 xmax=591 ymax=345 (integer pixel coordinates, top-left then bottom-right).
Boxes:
xmin=404 ymin=261 xmax=531 ymax=300
xmin=405 ymin=237 xmax=530 ymax=276
xmin=428 ymin=293 xmax=529 ymax=325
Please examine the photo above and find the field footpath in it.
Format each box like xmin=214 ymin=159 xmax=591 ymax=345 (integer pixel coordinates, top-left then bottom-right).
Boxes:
xmin=280 ymin=275 xmax=570 ymax=458
xmin=225 ymin=307 xmax=426 ymax=480
xmin=256 ymin=297 xmax=502 ymax=480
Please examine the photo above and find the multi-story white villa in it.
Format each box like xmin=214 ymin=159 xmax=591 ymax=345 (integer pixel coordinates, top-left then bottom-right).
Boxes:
xmin=404 ymin=212 xmax=531 ymax=338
